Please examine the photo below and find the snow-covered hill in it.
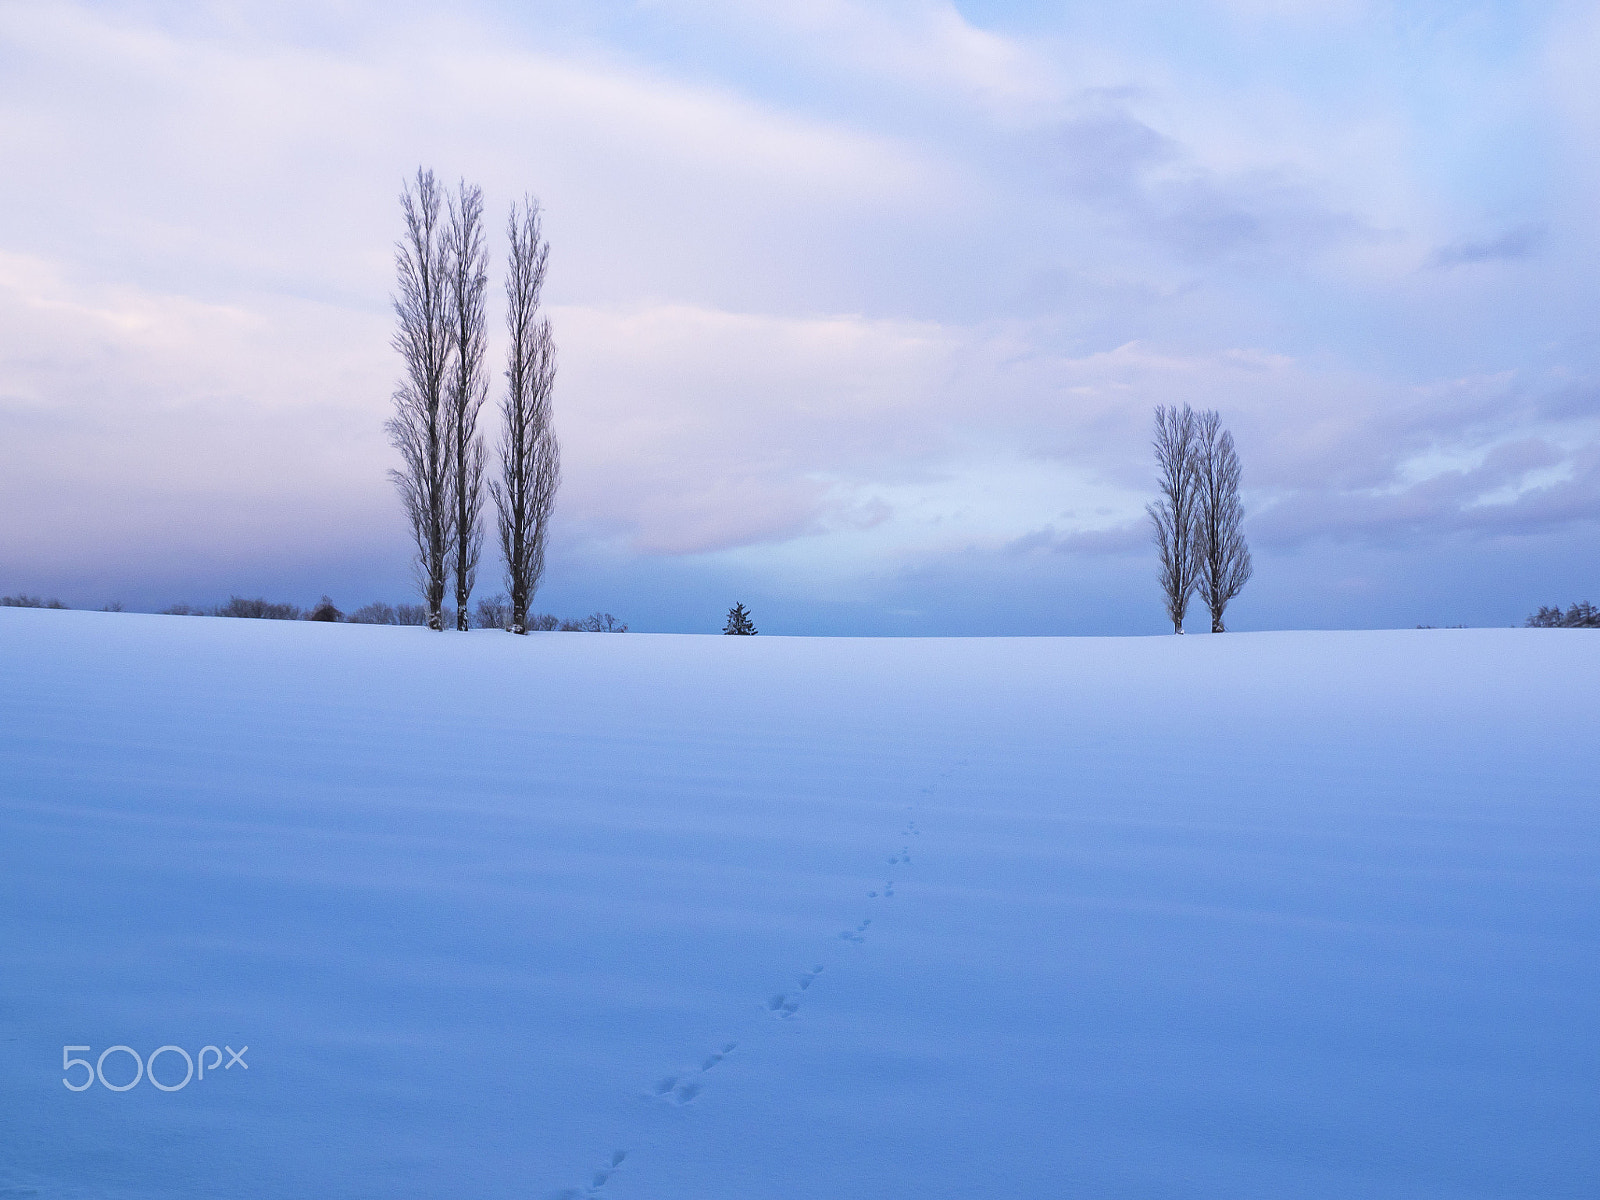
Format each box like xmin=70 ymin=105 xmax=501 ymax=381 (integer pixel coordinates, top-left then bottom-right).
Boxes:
xmin=1 ymin=609 xmax=1596 ymax=1198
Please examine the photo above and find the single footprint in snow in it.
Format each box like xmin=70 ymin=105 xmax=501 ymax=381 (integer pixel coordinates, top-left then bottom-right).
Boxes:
xmin=673 ymin=1081 xmax=701 ymax=1104
xmin=653 ymin=1075 xmax=679 ymax=1097
xmin=700 ymin=1042 xmax=738 ymax=1071
xmin=798 ymin=966 xmax=824 ymax=990
xmin=765 ymin=993 xmax=800 ymax=1018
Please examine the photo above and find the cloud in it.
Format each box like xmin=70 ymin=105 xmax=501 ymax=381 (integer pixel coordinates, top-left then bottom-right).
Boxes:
xmin=1211 ymin=0 xmax=1367 ymax=21
xmin=1251 ymin=436 xmax=1600 ymax=549
xmin=639 ymin=0 xmax=1066 ymax=118
xmin=1005 ymin=521 xmax=1148 ymax=557
xmin=1427 ymin=223 xmax=1544 ymax=268
xmin=0 ymin=250 xmax=398 ymax=583
xmin=0 ymin=2 xmax=947 ymax=315
xmin=1051 ymin=101 xmax=1371 ymax=262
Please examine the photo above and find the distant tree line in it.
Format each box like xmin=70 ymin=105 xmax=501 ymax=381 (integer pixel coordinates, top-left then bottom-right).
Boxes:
xmin=388 ymin=169 xmax=560 ymax=635
xmin=2 ymin=594 xmax=68 ymax=609
xmin=163 ymin=596 xmax=305 ymax=619
xmin=152 ymin=593 xmax=625 ymax=631
xmin=1525 ymin=602 xmax=1599 ymax=628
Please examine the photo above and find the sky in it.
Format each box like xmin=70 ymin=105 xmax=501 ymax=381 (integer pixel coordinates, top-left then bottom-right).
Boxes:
xmin=1 ymin=0 xmax=1597 ymax=635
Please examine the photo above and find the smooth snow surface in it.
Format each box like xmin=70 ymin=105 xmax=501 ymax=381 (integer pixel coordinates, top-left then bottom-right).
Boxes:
xmin=2 ymin=609 xmax=1597 ymax=1198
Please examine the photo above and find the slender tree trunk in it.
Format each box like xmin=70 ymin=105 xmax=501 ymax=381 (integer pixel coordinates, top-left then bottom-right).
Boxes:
xmin=1147 ymin=404 xmax=1201 ymax=633
xmin=386 ymin=168 xmax=455 ymax=631
xmin=446 ymin=181 xmax=489 ymax=631
xmin=490 ymin=197 xmax=561 ymax=635
xmin=1194 ymin=411 xmax=1252 ymax=633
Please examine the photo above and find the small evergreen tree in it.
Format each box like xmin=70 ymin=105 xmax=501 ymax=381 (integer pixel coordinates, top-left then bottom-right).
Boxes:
xmin=723 ymin=603 xmax=756 ymax=635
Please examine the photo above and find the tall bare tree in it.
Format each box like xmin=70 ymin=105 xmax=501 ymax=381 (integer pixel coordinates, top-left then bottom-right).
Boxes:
xmin=387 ymin=168 xmax=455 ymax=631
xmin=490 ymin=197 xmax=561 ymax=635
xmin=445 ymin=180 xmax=490 ymax=631
xmin=1194 ymin=410 xmax=1253 ymax=632
xmin=1147 ymin=404 xmax=1201 ymax=633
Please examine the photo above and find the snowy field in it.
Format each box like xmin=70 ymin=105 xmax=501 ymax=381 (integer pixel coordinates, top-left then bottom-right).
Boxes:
xmin=1 ymin=607 xmax=1596 ymax=1199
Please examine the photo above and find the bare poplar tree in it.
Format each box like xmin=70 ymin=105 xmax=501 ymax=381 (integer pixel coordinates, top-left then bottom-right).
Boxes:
xmin=1147 ymin=404 xmax=1201 ymax=633
xmin=386 ymin=168 xmax=455 ymax=631
xmin=1194 ymin=410 xmax=1253 ymax=633
xmin=445 ymin=180 xmax=489 ymax=632
xmin=489 ymin=197 xmax=561 ymax=635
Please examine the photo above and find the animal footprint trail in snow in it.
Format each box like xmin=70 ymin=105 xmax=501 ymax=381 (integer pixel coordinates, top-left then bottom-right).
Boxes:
xmin=558 ymin=757 xmax=967 ymax=1197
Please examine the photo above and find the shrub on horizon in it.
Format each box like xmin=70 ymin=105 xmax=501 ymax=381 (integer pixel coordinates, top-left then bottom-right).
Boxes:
xmin=2 ymin=594 xmax=67 ymax=609
xmin=474 ymin=594 xmax=511 ymax=631
xmin=559 ymin=612 xmax=627 ymax=632
xmin=394 ymin=604 xmax=431 ymax=627
xmin=348 ymin=602 xmax=443 ymax=626
xmin=216 ymin=597 xmax=301 ymax=620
